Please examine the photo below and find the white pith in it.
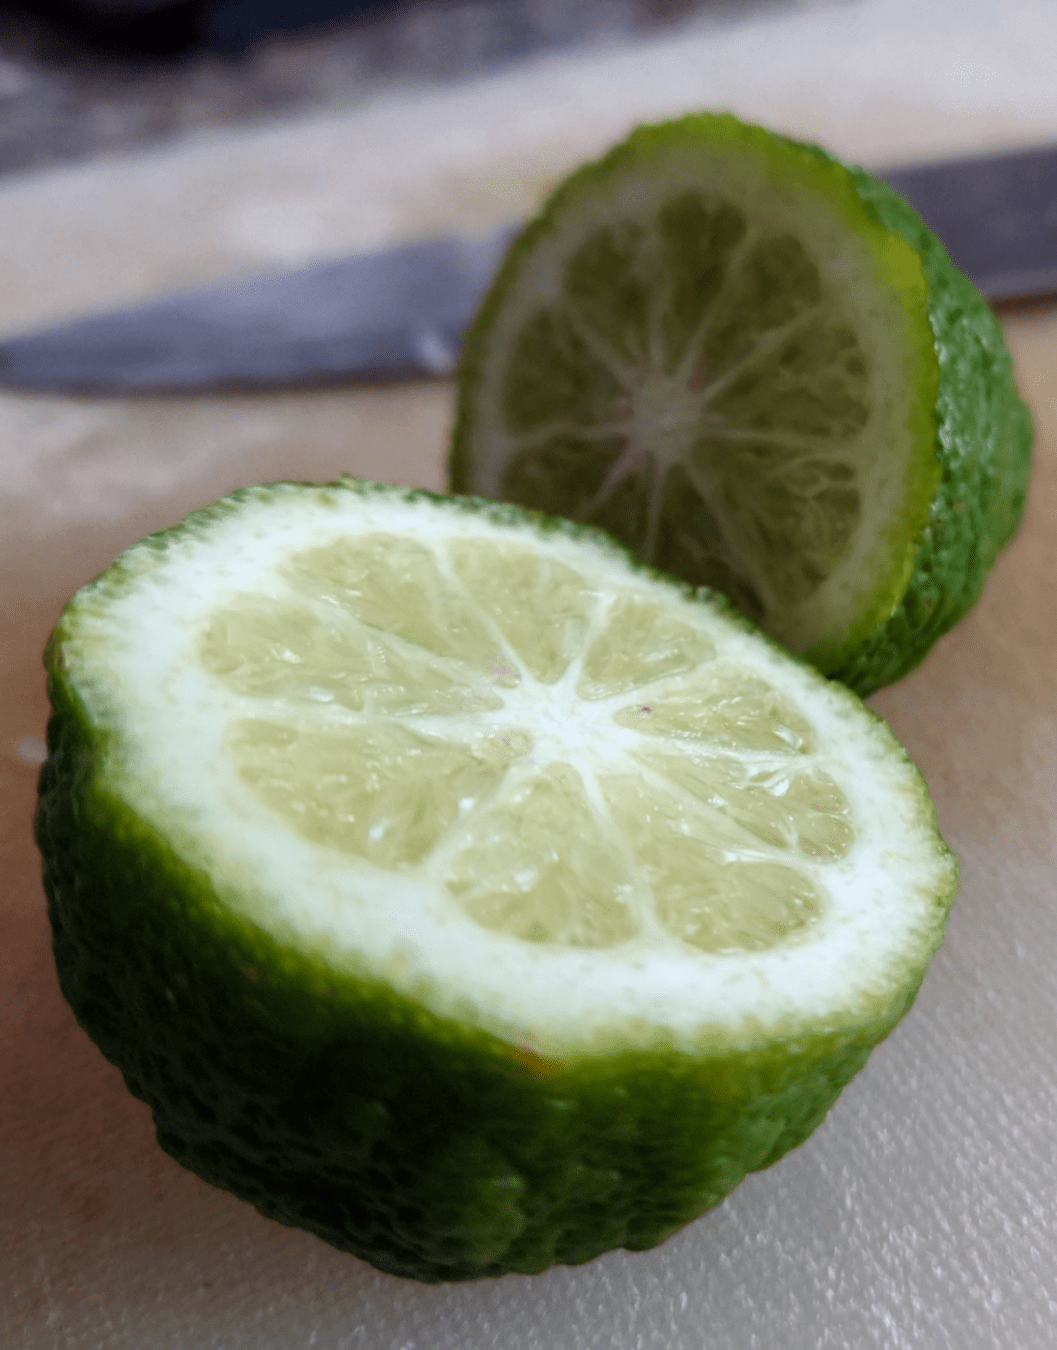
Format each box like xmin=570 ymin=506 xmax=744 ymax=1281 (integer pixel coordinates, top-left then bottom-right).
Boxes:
xmin=63 ymin=486 xmax=954 ymax=1057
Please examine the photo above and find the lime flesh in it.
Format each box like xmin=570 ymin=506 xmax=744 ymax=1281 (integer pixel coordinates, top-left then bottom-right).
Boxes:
xmin=37 ymin=480 xmax=956 ymax=1280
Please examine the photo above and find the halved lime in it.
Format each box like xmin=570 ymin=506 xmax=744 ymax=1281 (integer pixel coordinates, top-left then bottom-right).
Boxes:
xmin=37 ymin=479 xmax=956 ymax=1281
xmin=450 ymin=113 xmax=1033 ymax=694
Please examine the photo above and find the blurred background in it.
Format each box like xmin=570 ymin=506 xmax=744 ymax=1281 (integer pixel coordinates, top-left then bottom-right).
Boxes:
xmin=4 ymin=3 xmax=1057 ymax=1349
xmin=0 ymin=0 xmax=819 ymax=176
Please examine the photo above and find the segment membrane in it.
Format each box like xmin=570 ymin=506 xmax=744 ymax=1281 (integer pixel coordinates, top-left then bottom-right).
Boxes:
xmin=500 ymin=306 xmax=626 ymax=433
xmin=633 ymin=749 xmax=854 ymax=859
xmin=500 ymin=434 xmax=626 ymax=522
xmin=655 ymin=193 xmax=747 ymax=371
xmin=578 ymin=594 xmax=716 ymax=699
xmin=654 ymin=463 xmax=764 ymax=621
xmin=601 ymin=773 xmax=822 ymax=952
xmin=564 ymin=220 xmax=652 ymax=366
xmin=447 ymin=541 xmax=599 ymax=684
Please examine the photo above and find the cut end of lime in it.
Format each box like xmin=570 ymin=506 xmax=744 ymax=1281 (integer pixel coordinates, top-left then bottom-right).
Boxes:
xmin=47 ymin=479 xmax=952 ymax=1048
xmin=200 ymin=528 xmax=841 ymax=958
xmin=452 ymin=112 xmax=1031 ymax=693
xmin=38 ymin=479 xmax=957 ymax=1280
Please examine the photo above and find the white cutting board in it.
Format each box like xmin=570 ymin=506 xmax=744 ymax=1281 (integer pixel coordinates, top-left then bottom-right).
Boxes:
xmin=3 ymin=2 xmax=1057 ymax=1346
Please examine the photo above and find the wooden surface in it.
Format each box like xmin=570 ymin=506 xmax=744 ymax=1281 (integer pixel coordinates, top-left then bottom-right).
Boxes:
xmin=4 ymin=3 xmax=1057 ymax=1346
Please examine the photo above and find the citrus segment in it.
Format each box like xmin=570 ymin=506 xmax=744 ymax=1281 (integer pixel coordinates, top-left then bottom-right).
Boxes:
xmin=630 ymin=750 xmax=854 ymax=860
xmin=445 ymin=763 xmax=638 ymax=948
xmin=229 ymin=720 xmax=514 ymax=867
xmin=598 ymin=773 xmax=824 ymax=953
xmin=200 ymin=595 xmax=501 ymax=715
xmin=613 ymin=670 xmax=815 ymax=753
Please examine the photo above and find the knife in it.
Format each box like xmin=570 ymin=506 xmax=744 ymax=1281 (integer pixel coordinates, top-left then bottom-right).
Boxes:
xmin=2 ymin=144 xmax=1055 ymax=394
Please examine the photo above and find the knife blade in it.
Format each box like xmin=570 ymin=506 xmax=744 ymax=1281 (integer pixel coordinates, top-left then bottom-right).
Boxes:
xmin=2 ymin=144 xmax=1055 ymax=395
xmin=0 ymin=225 xmax=520 ymax=394
xmin=883 ymin=144 xmax=1057 ymax=302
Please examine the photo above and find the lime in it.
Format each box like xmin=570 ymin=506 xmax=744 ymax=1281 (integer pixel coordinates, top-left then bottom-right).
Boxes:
xmin=449 ymin=113 xmax=1033 ymax=694
xmin=37 ymin=479 xmax=956 ymax=1282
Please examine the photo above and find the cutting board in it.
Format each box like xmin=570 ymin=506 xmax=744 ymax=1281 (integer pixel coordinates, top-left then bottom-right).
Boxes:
xmin=4 ymin=2 xmax=1057 ymax=1345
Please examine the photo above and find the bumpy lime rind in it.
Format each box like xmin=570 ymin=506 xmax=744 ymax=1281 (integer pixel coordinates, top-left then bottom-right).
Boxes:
xmin=832 ymin=169 xmax=1034 ymax=692
xmin=37 ymin=481 xmax=957 ymax=1283
xmin=37 ymin=677 xmax=942 ymax=1282
xmin=449 ymin=113 xmax=1033 ymax=696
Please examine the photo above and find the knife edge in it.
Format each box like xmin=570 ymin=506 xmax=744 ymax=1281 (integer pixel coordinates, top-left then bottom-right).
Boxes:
xmin=0 ymin=225 xmax=520 ymax=394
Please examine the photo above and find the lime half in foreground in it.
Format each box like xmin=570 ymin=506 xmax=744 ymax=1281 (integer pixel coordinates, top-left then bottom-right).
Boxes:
xmin=37 ymin=480 xmax=956 ymax=1281
xmin=450 ymin=113 xmax=1033 ymax=694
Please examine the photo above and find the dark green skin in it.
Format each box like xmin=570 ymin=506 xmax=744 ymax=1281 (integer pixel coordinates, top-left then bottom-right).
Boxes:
xmin=833 ymin=169 xmax=1034 ymax=692
xmin=37 ymin=664 xmax=917 ymax=1282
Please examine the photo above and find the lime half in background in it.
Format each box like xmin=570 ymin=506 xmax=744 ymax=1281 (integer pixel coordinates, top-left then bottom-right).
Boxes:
xmin=450 ymin=113 xmax=1033 ymax=695
xmin=38 ymin=480 xmax=956 ymax=1282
